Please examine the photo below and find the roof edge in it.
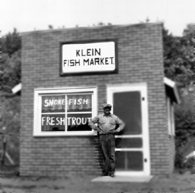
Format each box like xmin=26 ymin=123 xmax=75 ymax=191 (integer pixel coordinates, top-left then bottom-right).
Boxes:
xmin=12 ymin=83 xmax=22 ymax=94
xmin=164 ymin=77 xmax=181 ymax=104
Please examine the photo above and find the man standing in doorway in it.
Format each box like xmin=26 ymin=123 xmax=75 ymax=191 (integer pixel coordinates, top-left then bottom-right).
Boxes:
xmin=89 ymin=104 xmax=125 ymax=177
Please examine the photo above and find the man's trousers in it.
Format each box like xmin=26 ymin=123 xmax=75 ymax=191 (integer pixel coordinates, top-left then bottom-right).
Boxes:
xmin=99 ymin=133 xmax=115 ymax=175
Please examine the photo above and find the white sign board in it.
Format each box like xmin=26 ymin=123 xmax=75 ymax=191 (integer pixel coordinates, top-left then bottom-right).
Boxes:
xmin=60 ymin=41 xmax=116 ymax=75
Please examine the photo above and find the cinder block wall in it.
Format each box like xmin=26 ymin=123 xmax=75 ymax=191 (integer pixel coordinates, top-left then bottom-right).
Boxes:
xmin=21 ymin=23 xmax=173 ymax=176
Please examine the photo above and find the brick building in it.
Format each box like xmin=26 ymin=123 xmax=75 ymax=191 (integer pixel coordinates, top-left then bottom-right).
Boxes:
xmin=20 ymin=23 xmax=180 ymax=177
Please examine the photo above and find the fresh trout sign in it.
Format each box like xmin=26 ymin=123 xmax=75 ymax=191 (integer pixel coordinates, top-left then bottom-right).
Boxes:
xmin=60 ymin=41 xmax=117 ymax=75
xmin=40 ymin=94 xmax=92 ymax=132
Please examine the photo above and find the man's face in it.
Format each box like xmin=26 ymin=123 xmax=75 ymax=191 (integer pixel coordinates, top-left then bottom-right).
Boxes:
xmin=103 ymin=107 xmax=111 ymax=115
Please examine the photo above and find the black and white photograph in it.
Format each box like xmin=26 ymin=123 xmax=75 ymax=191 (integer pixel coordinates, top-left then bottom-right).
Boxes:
xmin=0 ymin=0 xmax=195 ymax=192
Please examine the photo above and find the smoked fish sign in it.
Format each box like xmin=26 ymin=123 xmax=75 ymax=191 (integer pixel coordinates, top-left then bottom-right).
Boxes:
xmin=41 ymin=94 xmax=93 ymax=132
xmin=60 ymin=40 xmax=117 ymax=75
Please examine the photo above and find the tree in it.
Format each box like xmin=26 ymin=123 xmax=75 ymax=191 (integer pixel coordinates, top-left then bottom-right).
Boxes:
xmin=0 ymin=29 xmax=21 ymax=92
xmin=163 ymin=26 xmax=195 ymax=169
xmin=1 ymin=28 xmax=21 ymax=56
xmin=163 ymin=28 xmax=194 ymax=87
xmin=0 ymin=29 xmax=21 ymax=166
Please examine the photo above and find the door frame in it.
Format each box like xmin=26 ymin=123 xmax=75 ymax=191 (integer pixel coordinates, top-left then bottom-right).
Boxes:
xmin=106 ymin=83 xmax=151 ymax=176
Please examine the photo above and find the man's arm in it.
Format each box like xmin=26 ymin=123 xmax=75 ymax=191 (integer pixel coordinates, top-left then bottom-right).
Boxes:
xmin=88 ymin=116 xmax=100 ymax=132
xmin=115 ymin=116 xmax=125 ymax=133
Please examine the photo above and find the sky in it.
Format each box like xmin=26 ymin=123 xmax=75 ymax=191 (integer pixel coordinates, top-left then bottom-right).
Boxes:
xmin=1 ymin=0 xmax=195 ymax=36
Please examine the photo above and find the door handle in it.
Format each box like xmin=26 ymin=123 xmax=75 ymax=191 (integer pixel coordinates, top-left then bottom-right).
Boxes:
xmin=144 ymin=158 xmax=147 ymax=162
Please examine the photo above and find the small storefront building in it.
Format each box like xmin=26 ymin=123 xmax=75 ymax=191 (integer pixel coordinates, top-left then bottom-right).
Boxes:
xmin=20 ymin=23 xmax=180 ymax=177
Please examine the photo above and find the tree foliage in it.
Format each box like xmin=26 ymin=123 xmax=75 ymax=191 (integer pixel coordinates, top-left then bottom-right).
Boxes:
xmin=163 ymin=28 xmax=195 ymax=87
xmin=0 ymin=29 xmax=21 ymax=165
xmin=0 ymin=29 xmax=21 ymax=92
xmin=163 ymin=25 xmax=195 ymax=169
xmin=1 ymin=28 xmax=21 ymax=56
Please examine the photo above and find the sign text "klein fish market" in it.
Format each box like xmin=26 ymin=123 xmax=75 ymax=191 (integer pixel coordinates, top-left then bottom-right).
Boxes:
xmin=61 ymin=41 xmax=116 ymax=74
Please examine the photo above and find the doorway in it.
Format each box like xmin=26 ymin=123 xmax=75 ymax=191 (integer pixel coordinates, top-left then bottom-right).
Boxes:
xmin=107 ymin=83 xmax=150 ymax=176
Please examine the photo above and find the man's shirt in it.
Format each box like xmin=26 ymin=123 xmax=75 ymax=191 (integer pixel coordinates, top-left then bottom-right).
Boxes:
xmin=90 ymin=113 xmax=125 ymax=134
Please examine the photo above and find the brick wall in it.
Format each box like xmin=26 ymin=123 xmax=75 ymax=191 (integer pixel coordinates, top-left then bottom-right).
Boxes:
xmin=168 ymin=136 xmax=175 ymax=173
xmin=21 ymin=23 xmax=172 ymax=176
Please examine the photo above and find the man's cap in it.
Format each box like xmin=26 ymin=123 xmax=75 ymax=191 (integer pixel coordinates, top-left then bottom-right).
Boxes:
xmin=103 ymin=104 xmax=112 ymax=109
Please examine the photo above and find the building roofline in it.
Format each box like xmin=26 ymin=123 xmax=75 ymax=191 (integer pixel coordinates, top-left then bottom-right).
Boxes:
xmin=20 ymin=22 xmax=163 ymax=36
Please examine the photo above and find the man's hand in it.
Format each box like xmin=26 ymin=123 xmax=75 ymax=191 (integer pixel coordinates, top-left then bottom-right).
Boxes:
xmin=110 ymin=130 xmax=118 ymax=134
